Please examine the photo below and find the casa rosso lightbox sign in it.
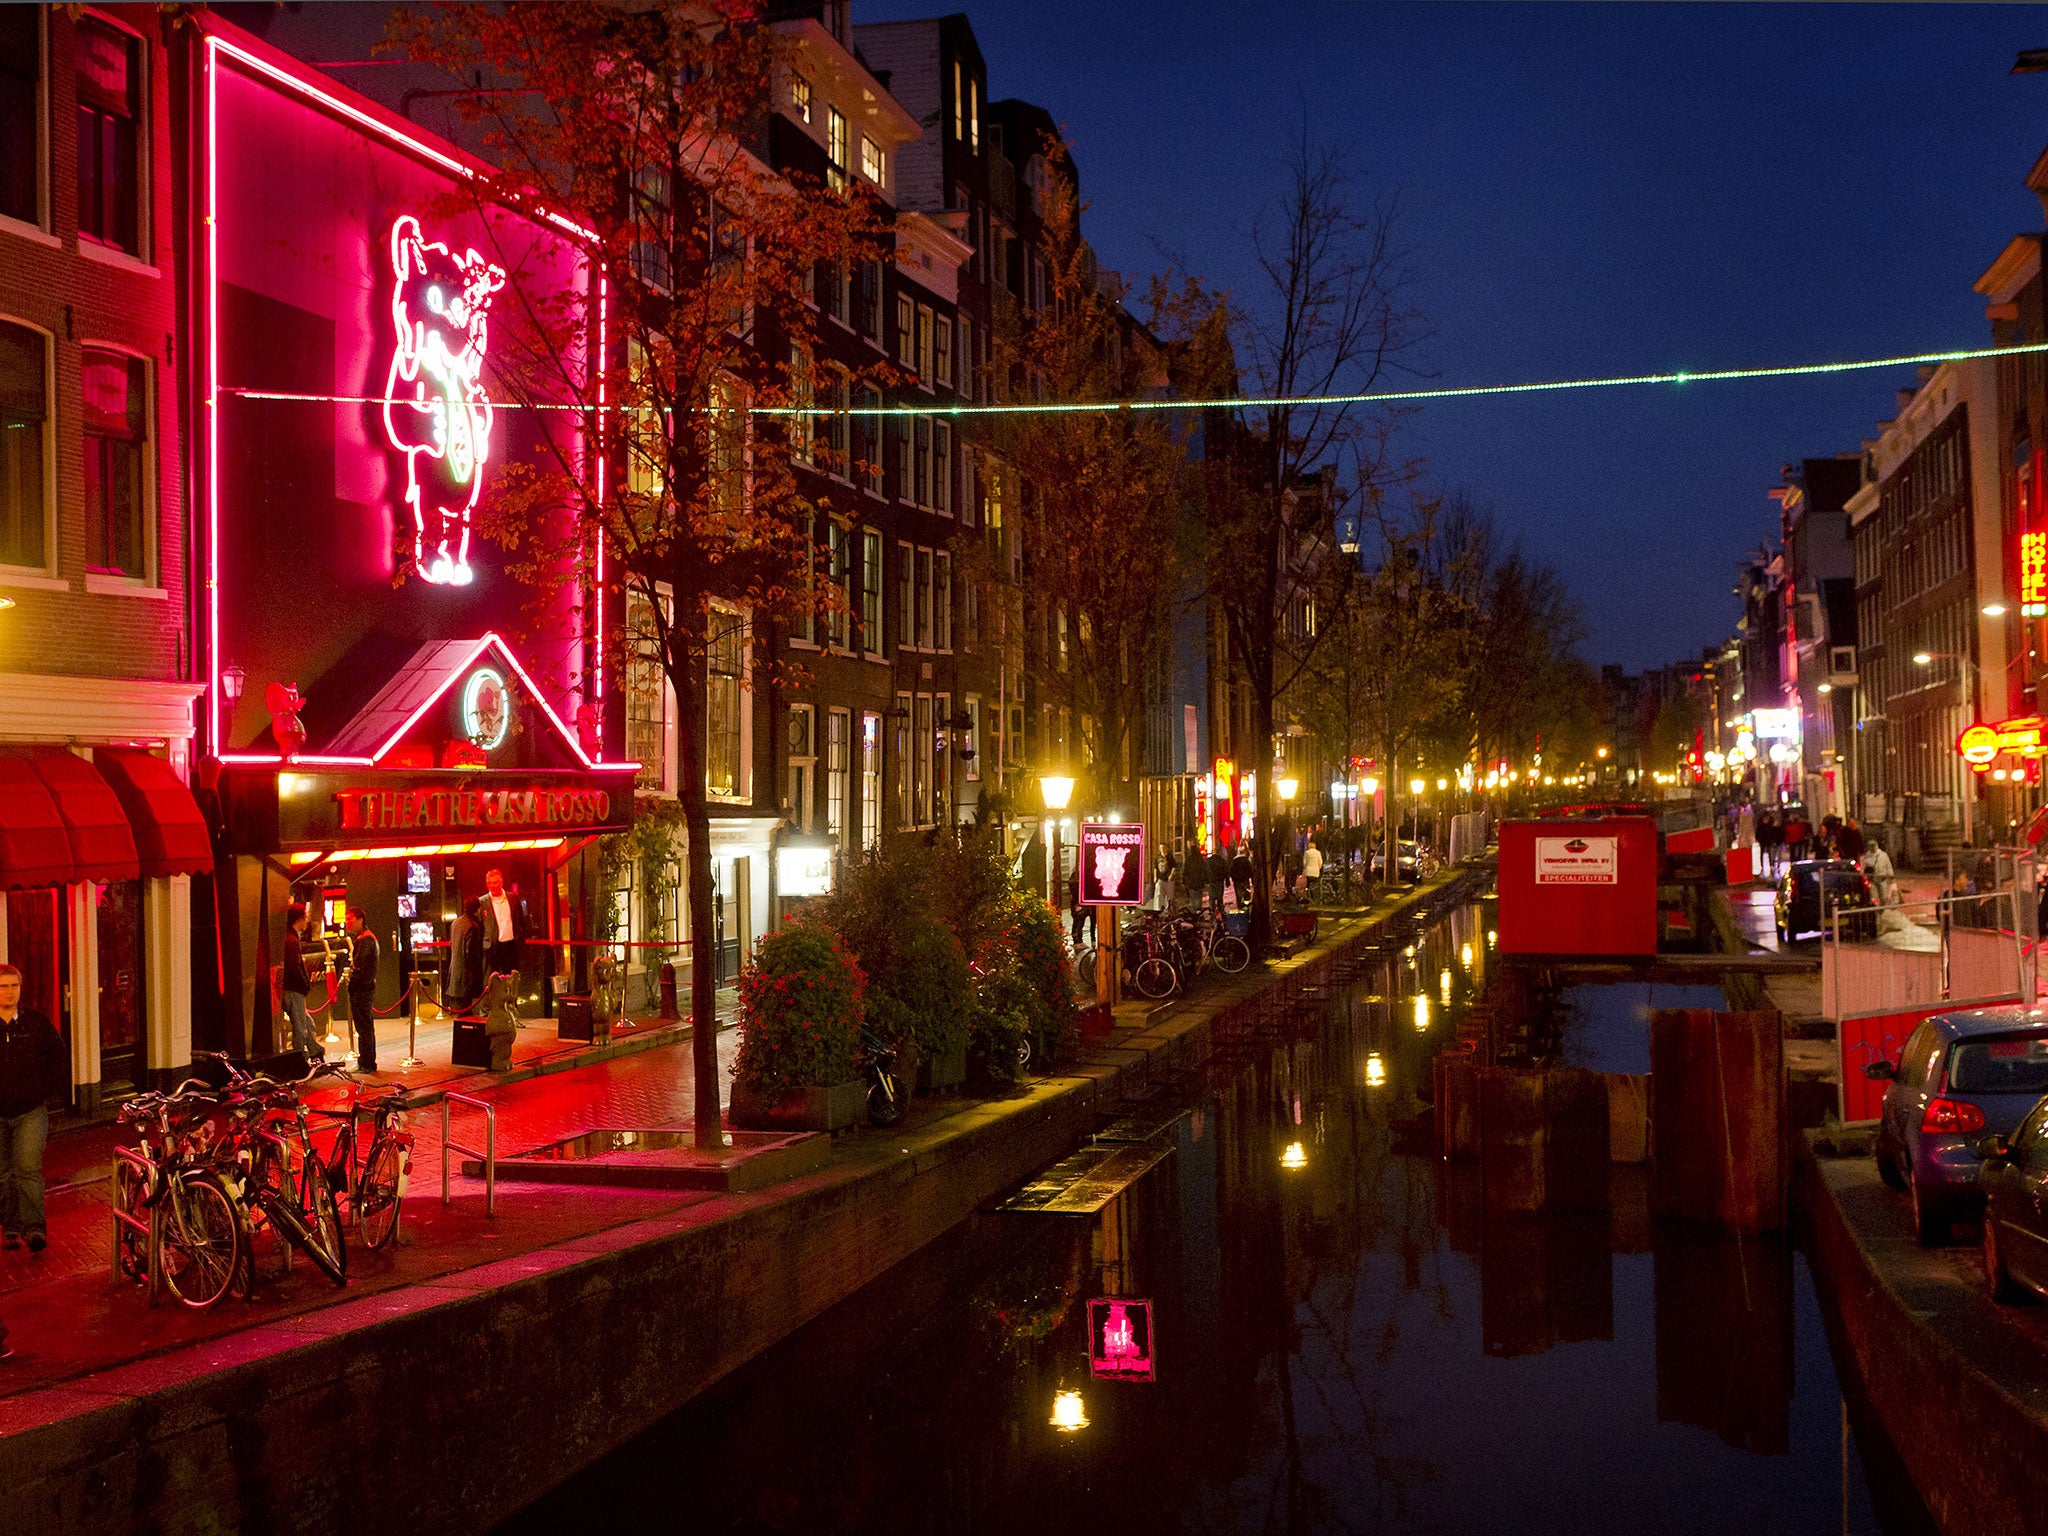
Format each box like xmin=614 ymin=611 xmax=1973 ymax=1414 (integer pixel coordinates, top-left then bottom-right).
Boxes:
xmin=1534 ymin=835 xmax=1619 ymax=886
xmin=1078 ymin=822 xmax=1146 ymax=906
xmin=1088 ymin=1297 xmax=1156 ymax=1382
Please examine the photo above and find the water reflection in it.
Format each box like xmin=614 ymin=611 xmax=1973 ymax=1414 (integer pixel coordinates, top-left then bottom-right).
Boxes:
xmin=497 ymin=896 xmax=1933 ymax=1536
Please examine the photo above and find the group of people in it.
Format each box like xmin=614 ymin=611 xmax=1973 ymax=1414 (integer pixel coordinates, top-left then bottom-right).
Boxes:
xmin=279 ymin=868 xmax=531 ymax=1076
xmin=1734 ymin=801 xmax=1897 ymax=904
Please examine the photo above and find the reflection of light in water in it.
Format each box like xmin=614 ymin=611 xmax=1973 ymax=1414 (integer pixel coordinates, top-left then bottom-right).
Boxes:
xmin=1487 ymin=929 xmax=1498 ymax=949
xmin=1439 ymin=968 xmax=1452 ymax=1004
xmin=1280 ymin=1140 xmax=1309 ymax=1170
xmin=1414 ymin=994 xmax=1430 ymax=1030
xmin=1050 ymin=1388 xmax=1090 ymax=1432
xmin=1292 ymin=1094 xmax=1303 ymax=1125
xmin=1404 ymin=944 xmax=1415 ymax=958
xmin=1365 ymin=1052 xmax=1387 ymax=1086
xmin=1460 ymin=942 xmax=1473 ymax=968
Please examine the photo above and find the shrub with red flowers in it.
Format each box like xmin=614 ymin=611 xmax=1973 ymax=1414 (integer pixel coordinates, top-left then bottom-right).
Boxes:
xmin=732 ymin=922 xmax=865 ymax=1095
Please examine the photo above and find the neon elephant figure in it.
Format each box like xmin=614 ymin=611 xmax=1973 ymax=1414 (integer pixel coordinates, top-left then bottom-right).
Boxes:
xmin=384 ymin=215 xmax=506 ymax=586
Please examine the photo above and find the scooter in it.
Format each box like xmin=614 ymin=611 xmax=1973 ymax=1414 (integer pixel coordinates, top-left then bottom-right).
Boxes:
xmin=862 ymin=1028 xmax=904 ymax=1128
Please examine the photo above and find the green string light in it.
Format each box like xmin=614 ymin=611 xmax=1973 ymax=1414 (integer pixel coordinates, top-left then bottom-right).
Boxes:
xmin=219 ymin=339 xmax=2048 ymax=418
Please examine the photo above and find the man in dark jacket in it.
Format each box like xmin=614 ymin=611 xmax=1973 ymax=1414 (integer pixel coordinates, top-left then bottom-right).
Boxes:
xmin=0 ymin=963 xmax=65 ymax=1253
xmin=480 ymin=868 xmax=531 ymax=983
xmin=1206 ymin=846 xmax=1229 ymax=912
xmin=344 ymin=908 xmax=381 ymax=1073
xmin=444 ymin=897 xmax=485 ymax=1014
xmin=280 ymin=903 xmax=323 ymax=1062
xmin=1229 ymin=845 xmax=1254 ymax=910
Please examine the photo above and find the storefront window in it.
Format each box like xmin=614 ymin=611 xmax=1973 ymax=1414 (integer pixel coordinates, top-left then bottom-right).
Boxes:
xmin=96 ymin=879 xmax=143 ymax=1080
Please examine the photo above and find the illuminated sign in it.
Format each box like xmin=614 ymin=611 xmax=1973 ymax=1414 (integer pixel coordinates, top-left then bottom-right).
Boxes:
xmin=1087 ymin=1297 xmax=1156 ymax=1382
xmin=1747 ymin=709 xmax=1798 ymax=741
xmin=334 ymin=785 xmax=614 ymax=833
xmin=1534 ymin=835 xmax=1619 ymax=886
xmin=776 ymin=844 xmax=834 ymax=897
xmin=1078 ymin=823 xmax=1145 ymax=906
xmin=406 ymin=859 xmax=434 ymax=893
xmin=385 ymin=215 xmax=507 ymax=587
xmin=1957 ymin=716 xmax=2047 ymax=771
xmin=461 ymin=667 xmax=511 ymax=750
xmin=2024 ymin=531 xmax=2048 ymax=618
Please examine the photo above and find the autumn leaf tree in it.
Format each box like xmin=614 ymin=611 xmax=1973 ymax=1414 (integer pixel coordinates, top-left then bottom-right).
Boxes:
xmin=392 ymin=2 xmax=885 ymax=1146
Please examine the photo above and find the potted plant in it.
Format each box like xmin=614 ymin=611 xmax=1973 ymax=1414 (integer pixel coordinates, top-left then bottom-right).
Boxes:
xmin=728 ymin=923 xmax=867 ymax=1133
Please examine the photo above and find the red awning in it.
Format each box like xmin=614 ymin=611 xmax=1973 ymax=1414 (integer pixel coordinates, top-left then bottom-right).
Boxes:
xmin=10 ymin=749 xmax=140 ymax=884
xmin=94 ymin=749 xmax=214 ymax=877
xmin=0 ymin=758 xmax=74 ymax=890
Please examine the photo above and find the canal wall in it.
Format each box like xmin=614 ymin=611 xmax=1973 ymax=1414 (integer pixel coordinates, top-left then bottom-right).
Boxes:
xmin=0 ymin=871 xmax=1486 ymax=1536
xmin=1802 ymin=1147 xmax=2048 ymax=1536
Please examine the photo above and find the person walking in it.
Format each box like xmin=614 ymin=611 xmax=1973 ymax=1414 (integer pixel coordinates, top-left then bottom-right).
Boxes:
xmin=444 ymin=896 xmax=485 ymax=1014
xmin=0 ymin=963 xmax=65 ymax=1255
xmin=480 ymin=868 xmax=529 ymax=982
xmin=1837 ymin=816 xmax=1866 ymax=863
xmin=281 ymin=902 xmax=324 ymax=1062
xmin=1229 ymin=844 xmax=1254 ymax=910
xmin=1862 ymin=841 xmax=1897 ymax=908
xmin=1156 ymin=846 xmax=1178 ymax=912
xmin=343 ymin=908 xmax=381 ymax=1074
xmin=1206 ymin=844 xmax=1229 ymax=912
xmin=1303 ymin=840 xmax=1324 ymax=898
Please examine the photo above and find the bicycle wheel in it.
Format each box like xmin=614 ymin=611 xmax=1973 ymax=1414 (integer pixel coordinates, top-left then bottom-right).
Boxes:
xmin=302 ymin=1157 xmax=350 ymax=1285
xmin=1213 ymin=934 xmax=1253 ymax=974
xmin=160 ymin=1172 xmax=242 ymax=1310
xmin=866 ymin=1068 xmax=904 ymax=1128
xmin=356 ymin=1138 xmax=404 ymax=1251
xmin=1134 ymin=957 xmax=1177 ymax=1000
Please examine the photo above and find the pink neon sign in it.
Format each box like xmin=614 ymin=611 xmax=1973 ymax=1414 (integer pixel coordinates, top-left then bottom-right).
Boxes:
xmin=385 ymin=215 xmax=506 ymax=586
xmin=1087 ymin=1297 xmax=1156 ymax=1382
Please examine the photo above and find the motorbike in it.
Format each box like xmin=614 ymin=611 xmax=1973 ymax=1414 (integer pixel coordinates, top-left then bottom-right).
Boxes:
xmin=862 ymin=1027 xmax=905 ymax=1128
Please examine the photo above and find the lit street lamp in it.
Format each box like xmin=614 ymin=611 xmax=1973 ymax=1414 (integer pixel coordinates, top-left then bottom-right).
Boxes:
xmin=1041 ymin=774 xmax=1074 ymax=915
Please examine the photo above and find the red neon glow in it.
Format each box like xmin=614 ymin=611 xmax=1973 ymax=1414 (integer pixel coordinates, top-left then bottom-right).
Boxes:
xmin=287 ymin=836 xmax=565 ymax=867
xmin=2023 ymin=529 xmax=2048 ymax=616
xmin=385 ymin=215 xmax=506 ymax=586
xmin=1087 ymin=1297 xmax=1156 ymax=1382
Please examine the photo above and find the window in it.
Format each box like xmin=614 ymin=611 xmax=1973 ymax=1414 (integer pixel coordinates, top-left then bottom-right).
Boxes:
xmin=896 ymin=294 xmax=915 ymax=365
xmin=957 ymin=316 xmax=973 ymax=400
xmin=895 ymin=415 xmax=913 ymax=502
xmin=896 ymin=691 xmax=913 ymax=827
xmin=898 ymin=541 xmax=915 ymax=650
xmin=632 ymin=166 xmax=673 ymax=292
xmin=915 ymin=304 xmax=933 ymax=385
xmin=793 ymin=513 xmax=816 ymax=645
xmin=827 ymin=106 xmax=848 ymax=184
xmin=75 ymin=19 xmax=140 ymax=254
xmin=0 ymin=10 xmax=40 ymax=228
xmin=625 ymin=589 xmax=674 ymax=792
xmin=963 ymin=575 xmax=980 ymax=650
xmin=710 ymin=373 xmax=746 ymax=517
xmin=913 ymin=417 xmax=931 ymax=506
xmin=624 ymin=337 xmax=666 ymax=500
xmin=857 ymin=384 xmax=884 ymax=495
xmin=935 ymin=317 xmax=952 ymax=390
xmin=706 ymin=607 xmax=748 ymax=799
xmin=825 ymin=709 xmax=850 ymax=843
xmin=787 ymin=344 xmax=813 ymax=465
xmin=936 ymin=550 xmax=952 ymax=649
xmin=963 ymin=694 xmax=981 ymax=781
xmin=826 ymin=367 xmax=851 ymax=475
xmin=861 ymin=262 xmax=883 ymax=340
xmin=860 ymin=135 xmax=885 ymax=186
xmin=934 ymin=692 xmax=952 ymax=825
xmin=791 ymin=74 xmax=812 ymax=124
xmin=952 ymin=60 xmax=963 ymax=140
xmin=0 ymin=322 xmax=49 ymax=570
xmin=82 ymin=350 xmax=147 ymax=578
xmin=787 ymin=704 xmax=815 ymax=832
xmin=913 ymin=693 xmax=932 ymax=826
xmin=961 ymin=446 xmax=978 ymax=528
xmin=968 ymin=75 xmax=979 ymax=152
xmin=861 ymin=528 xmax=883 ymax=652
xmin=829 ymin=262 xmax=852 ymax=325
xmin=860 ymin=712 xmax=881 ymax=849
xmin=933 ymin=422 xmax=952 ymax=514
xmin=826 ymin=521 xmax=850 ymax=649
xmin=915 ymin=546 xmax=933 ymax=649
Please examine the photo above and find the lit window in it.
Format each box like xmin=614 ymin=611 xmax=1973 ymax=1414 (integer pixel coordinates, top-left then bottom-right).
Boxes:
xmin=968 ymin=76 xmax=979 ymax=152
xmin=861 ymin=136 xmax=885 ymax=186
xmin=75 ymin=19 xmax=140 ymax=253
xmin=625 ymin=589 xmax=674 ymax=792
xmin=827 ymin=708 xmax=850 ymax=841
xmin=935 ymin=317 xmax=952 ymax=390
xmin=860 ymin=712 xmax=880 ymax=849
xmin=787 ymin=343 xmax=813 ymax=466
xmin=81 ymin=349 xmax=148 ymax=579
xmin=862 ymin=528 xmax=883 ymax=652
xmin=916 ymin=304 xmax=933 ymax=384
xmin=787 ymin=703 xmax=815 ymax=833
xmin=0 ymin=321 xmax=50 ymax=570
xmin=827 ymin=107 xmax=848 ymax=182
xmin=706 ymin=607 xmax=748 ymax=799
xmin=791 ymin=74 xmax=812 ymax=124
xmin=951 ymin=60 xmax=962 ymax=140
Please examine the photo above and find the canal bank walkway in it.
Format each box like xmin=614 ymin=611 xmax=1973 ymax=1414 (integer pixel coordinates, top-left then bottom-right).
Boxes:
xmin=0 ymin=871 xmax=1483 ymax=1536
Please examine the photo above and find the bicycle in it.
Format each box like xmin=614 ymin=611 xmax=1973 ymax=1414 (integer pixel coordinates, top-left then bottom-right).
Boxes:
xmin=189 ymin=1054 xmax=349 ymax=1290
xmin=111 ymin=1089 xmax=243 ymax=1310
xmin=307 ymin=1074 xmax=415 ymax=1251
xmin=1129 ymin=913 xmax=1180 ymax=1000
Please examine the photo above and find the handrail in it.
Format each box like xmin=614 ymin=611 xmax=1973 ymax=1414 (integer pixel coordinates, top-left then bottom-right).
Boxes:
xmin=441 ymin=1091 xmax=496 ymax=1216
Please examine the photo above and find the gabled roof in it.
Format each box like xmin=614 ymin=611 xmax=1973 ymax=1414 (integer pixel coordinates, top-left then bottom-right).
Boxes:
xmin=322 ymin=633 xmax=597 ymax=768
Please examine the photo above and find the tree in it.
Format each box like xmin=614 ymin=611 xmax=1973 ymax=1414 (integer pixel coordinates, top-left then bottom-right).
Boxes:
xmin=1155 ymin=130 xmax=1418 ymax=950
xmin=392 ymin=3 xmax=884 ymax=1147
xmin=995 ymin=140 xmax=1193 ymax=815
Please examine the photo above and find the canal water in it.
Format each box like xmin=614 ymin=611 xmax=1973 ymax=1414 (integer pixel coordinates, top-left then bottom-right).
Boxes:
xmin=497 ymin=896 xmax=1935 ymax=1536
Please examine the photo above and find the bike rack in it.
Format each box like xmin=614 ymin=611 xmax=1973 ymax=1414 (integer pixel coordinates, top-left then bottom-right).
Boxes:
xmin=110 ymin=1146 xmax=159 ymax=1302
xmin=441 ymin=1091 xmax=497 ymax=1216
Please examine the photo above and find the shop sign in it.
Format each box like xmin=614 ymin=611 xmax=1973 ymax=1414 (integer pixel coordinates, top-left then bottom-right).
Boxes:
xmin=2024 ymin=530 xmax=2048 ymax=618
xmin=1748 ymin=709 xmax=1798 ymax=741
xmin=461 ymin=667 xmax=512 ymax=750
xmin=336 ymin=784 xmax=612 ymax=833
xmin=1088 ymin=1297 xmax=1155 ymax=1382
xmin=1534 ymin=835 xmax=1619 ymax=886
xmin=777 ymin=844 xmax=834 ymax=897
xmin=1078 ymin=822 xmax=1145 ymax=906
xmin=1957 ymin=716 xmax=2046 ymax=771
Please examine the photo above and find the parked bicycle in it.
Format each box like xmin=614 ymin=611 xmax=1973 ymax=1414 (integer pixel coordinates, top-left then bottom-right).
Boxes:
xmin=306 ymin=1075 xmax=415 ymax=1251
xmin=862 ymin=1027 xmax=905 ymax=1127
xmin=111 ymin=1088 xmax=243 ymax=1310
xmin=189 ymin=1052 xmax=349 ymax=1292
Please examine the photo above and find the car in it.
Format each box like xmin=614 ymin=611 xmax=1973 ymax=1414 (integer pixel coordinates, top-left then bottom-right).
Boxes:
xmin=1775 ymin=858 xmax=1875 ymax=943
xmin=1865 ymin=1006 xmax=2048 ymax=1244
xmin=1370 ymin=840 xmax=1424 ymax=883
xmin=1978 ymin=1094 xmax=2048 ymax=1301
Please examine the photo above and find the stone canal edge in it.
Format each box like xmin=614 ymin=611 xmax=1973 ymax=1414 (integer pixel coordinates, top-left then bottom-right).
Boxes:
xmin=0 ymin=870 xmax=1484 ymax=1536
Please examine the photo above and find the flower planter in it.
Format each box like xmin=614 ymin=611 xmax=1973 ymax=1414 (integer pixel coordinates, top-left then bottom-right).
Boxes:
xmin=919 ymin=1038 xmax=968 ymax=1095
xmin=728 ymin=1077 xmax=867 ymax=1133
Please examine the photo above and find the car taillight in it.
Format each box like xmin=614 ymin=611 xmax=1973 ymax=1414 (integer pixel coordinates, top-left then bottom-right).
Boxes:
xmin=1922 ymin=1098 xmax=1987 ymax=1135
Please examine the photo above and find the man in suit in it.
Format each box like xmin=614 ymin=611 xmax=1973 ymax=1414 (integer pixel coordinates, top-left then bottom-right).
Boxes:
xmin=481 ymin=868 xmax=530 ymax=984
xmin=343 ymin=908 xmax=381 ymax=1073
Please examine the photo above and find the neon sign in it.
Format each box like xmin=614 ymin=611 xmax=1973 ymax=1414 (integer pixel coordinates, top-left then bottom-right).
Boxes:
xmin=384 ymin=215 xmax=506 ymax=587
xmin=1087 ymin=1297 xmax=1156 ymax=1382
xmin=1958 ymin=716 xmax=2047 ymax=771
xmin=461 ymin=666 xmax=511 ymax=750
xmin=2022 ymin=530 xmax=2047 ymax=618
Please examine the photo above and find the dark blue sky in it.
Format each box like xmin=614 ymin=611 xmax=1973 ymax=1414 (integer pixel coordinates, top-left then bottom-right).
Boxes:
xmin=858 ymin=1 xmax=2048 ymax=670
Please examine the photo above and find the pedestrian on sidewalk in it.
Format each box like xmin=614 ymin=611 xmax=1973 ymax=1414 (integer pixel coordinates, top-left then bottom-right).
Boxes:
xmin=0 ymin=963 xmax=65 ymax=1255
xmin=445 ymin=896 xmax=485 ymax=1014
xmin=344 ymin=908 xmax=381 ymax=1074
xmin=1206 ymin=844 xmax=1229 ymax=912
xmin=1229 ymin=844 xmax=1254 ymax=910
xmin=281 ymin=903 xmax=324 ymax=1062
xmin=1156 ymin=846 xmax=1178 ymax=912
xmin=481 ymin=868 xmax=530 ymax=982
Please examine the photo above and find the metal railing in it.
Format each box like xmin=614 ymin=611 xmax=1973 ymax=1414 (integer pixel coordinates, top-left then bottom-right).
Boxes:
xmin=441 ymin=1091 xmax=497 ymax=1216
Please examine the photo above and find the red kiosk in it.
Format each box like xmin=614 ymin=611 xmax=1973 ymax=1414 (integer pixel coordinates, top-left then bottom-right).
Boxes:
xmin=1496 ymin=813 xmax=1659 ymax=957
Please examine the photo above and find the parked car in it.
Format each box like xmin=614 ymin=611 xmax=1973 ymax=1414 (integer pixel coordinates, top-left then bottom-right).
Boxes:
xmin=1865 ymin=1006 xmax=2048 ymax=1243
xmin=1775 ymin=859 xmax=1875 ymax=943
xmin=1978 ymin=1094 xmax=2048 ymax=1301
xmin=1370 ymin=841 xmax=1423 ymax=883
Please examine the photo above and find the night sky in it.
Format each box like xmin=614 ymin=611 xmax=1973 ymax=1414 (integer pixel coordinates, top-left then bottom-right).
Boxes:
xmin=857 ymin=1 xmax=2048 ymax=671
xmin=266 ymin=2 xmax=2048 ymax=672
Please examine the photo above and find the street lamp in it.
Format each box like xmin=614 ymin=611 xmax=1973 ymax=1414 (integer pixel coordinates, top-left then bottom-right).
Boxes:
xmin=1041 ymin=775 xmax=1074 ymax=916
xmin=1279 ymin=1140 xmax=1308 ymax=1171
xmin=1915 ymin=651 xmax=1979 ymax=842
xmin=1049 ymin=1388 xmax=1089 ymax=1432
